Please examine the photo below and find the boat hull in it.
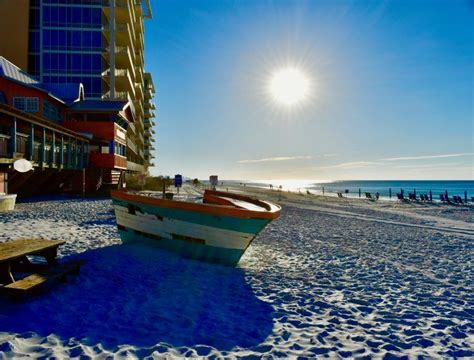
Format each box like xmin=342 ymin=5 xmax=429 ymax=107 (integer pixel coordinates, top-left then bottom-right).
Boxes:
xmin=111 ymin=194 xmax=278 ymax=266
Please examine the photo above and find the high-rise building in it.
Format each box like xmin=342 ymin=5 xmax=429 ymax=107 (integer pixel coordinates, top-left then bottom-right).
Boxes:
xmin=0 ymin=0 xmax=156 ymax=174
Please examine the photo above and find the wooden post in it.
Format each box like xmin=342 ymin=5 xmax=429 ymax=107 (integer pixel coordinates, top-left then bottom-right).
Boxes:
xmin=10 ymin=116 xmax=17 ymax=157
xmin=59 ymin=134 xmax=64 ymax=168
xmin=429 ymin=190 xmax=432 ymax=202
xmin=72 ymin=140 xmax=78 ymax=168
xmin=79 ymin=142 xmax=84 ymax=168
xmin=28 ymin=123 xmax=34 ymax=161
xmin=50 ymin=131 xmax=55 ymax=166
xmin=41 ymin=127 xmax=46 ymax=168
xmin=389 ymin=188 xmax=392 ymax=199
xmin=465 ymin=190 xmax=467 ymax=203
xmin=66 ymin=136 xmax=71 ymax=168
xmin=359 ymin=188 xmax=361 ymax=198
xmin=322 ymin=187 xmax=325 ymax=196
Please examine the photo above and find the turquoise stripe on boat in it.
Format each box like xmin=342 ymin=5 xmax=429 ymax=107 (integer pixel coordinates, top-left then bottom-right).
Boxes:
xmin=118 ymin=228 xmax=245 ymax=266
xmin=112 ymin=199 xmax=270 ymax=234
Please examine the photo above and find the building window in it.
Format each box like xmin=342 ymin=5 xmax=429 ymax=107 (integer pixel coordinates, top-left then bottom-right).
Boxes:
xmin=43 ymin=100 xmax=62 ymax=122
xmin=114 ymin=143 xmax=126 ymax=156
xmin=13 ymin=97 xmax=39 ymax=113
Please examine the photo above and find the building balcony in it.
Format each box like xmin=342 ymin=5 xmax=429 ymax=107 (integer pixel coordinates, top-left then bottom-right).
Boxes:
xmin=102 ymin=0 xmax=136 ymax=28
xmin=144 ymin=108 xmax=155 ymax=119
xmin=135 ymin=66 xmax=144 ymax=86
xmin=102 ymin=68 xmax=135 ymax=98
xmin=63 ymin=122 xmax=127 ymax=144
xmin=135 ymin=82 xmax=143 ymax=100
xmin=133 ymin=98 xmax=144 ymax=117
xmin=90 ymin=153 xmax=127 ymax=170
xmin=144 ymin=118 xmax=155 ymax=127
xmin=126 ymin=160 xmax=145 ymax=173
xmin=127 ymin=137 xmax=138 ymax=154
xmin=102 ymin=46 xmax=135 ymax=79
xmin=102 ymin=22 xmax=136 ymax=57
xmin=144 ymin=101 xmax=155 ymax=110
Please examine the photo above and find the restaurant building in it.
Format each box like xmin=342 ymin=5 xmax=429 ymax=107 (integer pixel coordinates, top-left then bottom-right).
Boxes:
xmin=0 ymin=0 xmax=156 ymax=175
xmin=0 ymin=56 xmax=134 ymax=198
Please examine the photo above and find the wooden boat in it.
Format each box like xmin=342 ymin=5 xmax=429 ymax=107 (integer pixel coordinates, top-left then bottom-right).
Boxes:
xmin=110 ymin=189 xmax=281 ymax=266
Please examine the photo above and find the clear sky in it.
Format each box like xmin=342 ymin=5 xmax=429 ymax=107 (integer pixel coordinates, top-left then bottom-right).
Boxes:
xmin=144 ymin=0 xmax=473 ymax=180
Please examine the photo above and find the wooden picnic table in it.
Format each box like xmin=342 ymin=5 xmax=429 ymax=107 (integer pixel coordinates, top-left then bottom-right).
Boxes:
xmin=0 ymin=239 xmax=65 ymax=285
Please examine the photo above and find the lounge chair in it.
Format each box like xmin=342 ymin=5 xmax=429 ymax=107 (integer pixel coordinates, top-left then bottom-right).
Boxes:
xmin=453 ymin=196 xmax=463 ymax=204
xmin=337 ymin=192 xmax=343 ymax=198
xmin=397 ymin=193 xmax=405 ymax=200
xmin=365 ymin=192 xmax=372 ymax=199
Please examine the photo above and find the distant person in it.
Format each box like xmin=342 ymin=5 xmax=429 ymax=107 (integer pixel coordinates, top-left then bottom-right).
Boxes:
xmin=375 ymin=192 xmax=380 ymax=200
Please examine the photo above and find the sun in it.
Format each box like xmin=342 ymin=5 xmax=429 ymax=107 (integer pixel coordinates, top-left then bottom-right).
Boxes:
xmin=268 ymin=67 xmax=310 ymax=107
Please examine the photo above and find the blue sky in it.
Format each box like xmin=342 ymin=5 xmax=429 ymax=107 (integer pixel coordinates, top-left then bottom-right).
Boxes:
xmin=145 ymin=0 xmax=473 ymax=180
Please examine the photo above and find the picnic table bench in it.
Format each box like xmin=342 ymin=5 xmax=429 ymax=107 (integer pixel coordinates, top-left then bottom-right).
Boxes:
xmin=0 ymin=239 xmax=81 ymax=296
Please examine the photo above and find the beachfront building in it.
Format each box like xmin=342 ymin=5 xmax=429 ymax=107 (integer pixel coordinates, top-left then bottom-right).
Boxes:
xmin=0 ymin=0 xmax=156 ymax=175
xmin=0 ymin=56 xmax=135 ymax=197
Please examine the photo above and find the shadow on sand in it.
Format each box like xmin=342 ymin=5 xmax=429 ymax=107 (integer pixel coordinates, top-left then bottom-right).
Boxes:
xmin=0 ymin=244 xmax=274 ymax=351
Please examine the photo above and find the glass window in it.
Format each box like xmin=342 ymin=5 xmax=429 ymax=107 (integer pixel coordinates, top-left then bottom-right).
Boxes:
xmin=91 ymin=32 xmax=101 ymax=50
xmin=91 ymin=9 xmax=101 ymax=26
xmin=43 ymin=100 xmax=62 ymax=122
xmin=82 ymin=31 xmax=91 ymax=48
xmin=29 ymin=8 xmax=40 ymax=29
xmin=31 ymin=31 xmax=40 ymax=52
xmin=82 ymin=8 xmax=91 ymax=26
xmin=71 ymin=55 xmax=81 ymax=73
xmin=13 ymin=97 xmax=39 ymax=113
xmin=43 ymin=6 xmax=51 ymax=25
xmin=58 ymin=30 xmax=67 ymax=49
xmin=71 ymin=7 xmax=81 ymax=26
xmin=71 ymin=31 xmax=81 ymax=49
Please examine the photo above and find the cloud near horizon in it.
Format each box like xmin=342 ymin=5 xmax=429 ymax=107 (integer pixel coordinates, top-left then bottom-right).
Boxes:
xmin=237 ymin=155 xmax=313 ymax=164
xmin=382 ymin=153 xmax=474 ymax=161
xmin=322 ymin=161 xmax=381 ymax=169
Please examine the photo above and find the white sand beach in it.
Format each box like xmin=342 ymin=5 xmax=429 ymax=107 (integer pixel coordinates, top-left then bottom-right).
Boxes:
xmin=0 ymin=187 xmax=473 ymax=358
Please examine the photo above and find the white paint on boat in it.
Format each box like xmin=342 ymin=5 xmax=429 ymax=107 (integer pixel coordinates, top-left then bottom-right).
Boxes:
xmin=114 ymin=205 xmax=254 ymax=250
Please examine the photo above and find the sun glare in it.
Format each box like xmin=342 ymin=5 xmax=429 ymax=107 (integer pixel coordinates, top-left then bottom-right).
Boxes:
xmin=268 ymin=67 xmax=310 ymax=107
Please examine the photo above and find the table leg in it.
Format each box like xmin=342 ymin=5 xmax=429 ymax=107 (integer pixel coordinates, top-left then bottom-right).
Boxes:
xmin=0 ymin=261 xmax=15 ymax=285
xmin=43 ymin=247 xmax=59 ymax=266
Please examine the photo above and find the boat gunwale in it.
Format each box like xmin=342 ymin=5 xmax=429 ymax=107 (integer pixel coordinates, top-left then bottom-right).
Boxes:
xmin=111 ymin=190 xmax=281 ymax=220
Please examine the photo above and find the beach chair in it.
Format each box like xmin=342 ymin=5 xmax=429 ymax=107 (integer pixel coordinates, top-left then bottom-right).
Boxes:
xmin=396 ymin=193 xmax=405 ymax=201
xmin=365 ymin=192 xmax=372 ymax=199
xmin=337 ymin=192 xmax=343 ymax=198
xmin=440 ymin=194 xmax=446 ymax=202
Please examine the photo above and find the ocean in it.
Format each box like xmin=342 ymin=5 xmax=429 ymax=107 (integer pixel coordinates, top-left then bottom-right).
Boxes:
xmin=230 ymin=180 xmax=474 ymax=201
